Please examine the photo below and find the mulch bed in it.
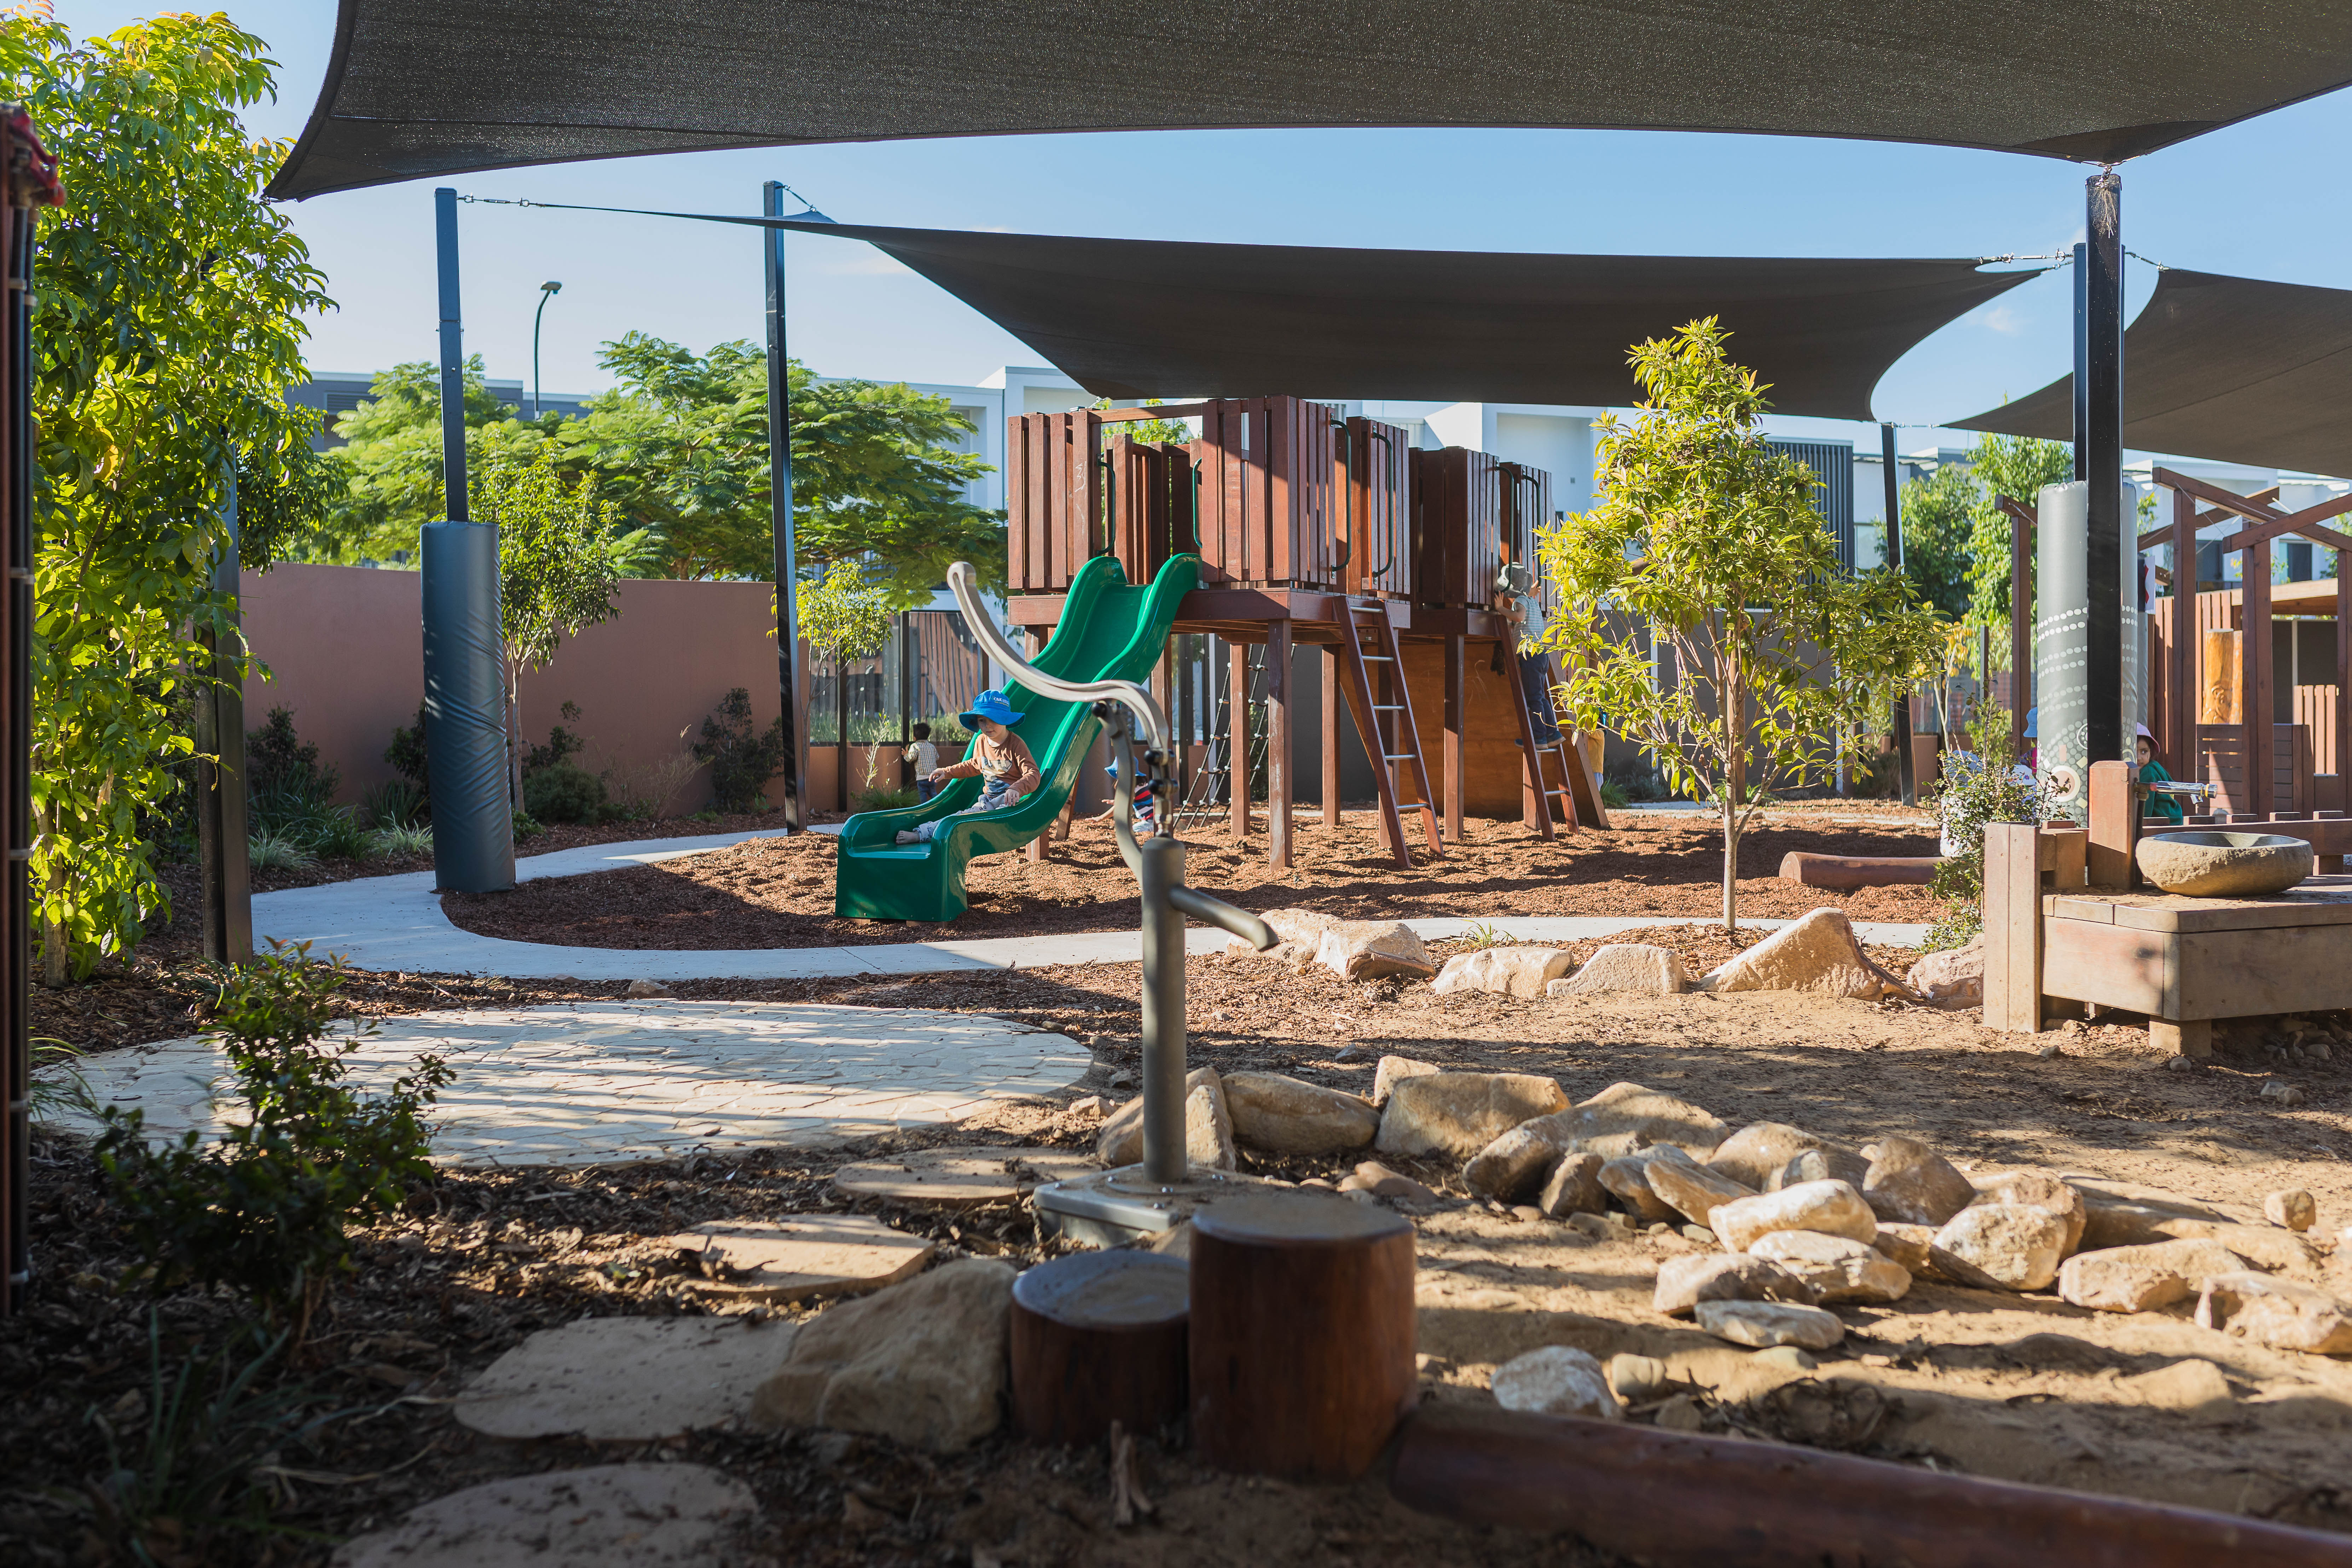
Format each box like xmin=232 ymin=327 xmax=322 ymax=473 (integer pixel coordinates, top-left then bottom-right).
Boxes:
xmin=441 ymin=809 xmax=1946 ymax=951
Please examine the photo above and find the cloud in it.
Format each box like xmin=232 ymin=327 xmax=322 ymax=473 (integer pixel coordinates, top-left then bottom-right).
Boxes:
xmin=1980 ymin=302 xmax=2027 ymax=336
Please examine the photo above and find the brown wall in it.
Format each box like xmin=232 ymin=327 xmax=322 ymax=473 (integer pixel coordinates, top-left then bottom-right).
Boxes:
xmin=238 ymin=563 xmax=804 ymax=812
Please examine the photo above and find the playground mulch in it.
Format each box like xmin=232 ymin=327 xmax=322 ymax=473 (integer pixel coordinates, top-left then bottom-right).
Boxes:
xmin=440 ymin=807 xmax=1946 ymax=951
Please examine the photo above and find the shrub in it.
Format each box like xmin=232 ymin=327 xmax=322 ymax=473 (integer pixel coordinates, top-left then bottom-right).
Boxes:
xmin=245 ymin=828 xmax=316 ymax=873
xmin=524 ymin=762 xmax=609 ymax=824
xmin=362 ymin=777 xmax=425 ymax=830
xmin=363 ymin=823 xmax=433 ymax=859
xmin=385 ymin=703 xmax=429 ymax=805
xmin=693 ymin=687 xmax=787 ymax=813
xmin=93 ymin=942 xmax=451 ymax=1330
xmin=856 ymin=786 xmax=919 ymax=811
xmin=512 ymin=809 xmax=546 ymax=840
xmin=1923 ymin=705 xmax=2047 ymax=951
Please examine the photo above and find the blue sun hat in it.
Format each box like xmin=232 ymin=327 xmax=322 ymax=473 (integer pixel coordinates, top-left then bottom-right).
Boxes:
xmin=960 ymin=689 xmax=1017 ymax=729
xmin=2023 ymin=706 xmax=2037 ymax=739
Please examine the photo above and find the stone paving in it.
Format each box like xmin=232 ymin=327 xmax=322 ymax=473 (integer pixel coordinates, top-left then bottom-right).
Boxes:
xmin=62 ymin=1001 xmax=1090 ymax=1167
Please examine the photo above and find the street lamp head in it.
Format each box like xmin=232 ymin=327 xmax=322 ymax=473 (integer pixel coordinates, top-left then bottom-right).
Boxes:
xmin=540 ymin=279 xmax=562 ymax=294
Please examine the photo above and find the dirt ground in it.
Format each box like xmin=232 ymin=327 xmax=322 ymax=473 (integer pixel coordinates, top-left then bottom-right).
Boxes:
xmin=442 ymin=806 xmax=1944 ymax=950
xmin=10 ymin=933 xmax=2352 ymax=1564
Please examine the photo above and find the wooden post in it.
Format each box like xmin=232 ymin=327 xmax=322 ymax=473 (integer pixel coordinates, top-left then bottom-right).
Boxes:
xmin=2087 ymin=758 xmax=2136 ymax=889
xmin=1229 ymin=639 xmax=1250 ymax=839
xmin=1189 ymin=1191 xmax=1416 ymax=1481
xmin=1267 ymin=620 xmax=1292 ymax=870
xmin=2245 ymin=536 xmax=2274 ymax=814
xmin=1443 ymin=633 xmax=1466 ymax=844
xmin=1321 ymin=643 xmax=1341 ymax=831
xmin=1982 ymin=823 xmax=2043 ymax=1033
xmin=2168 ymin=486 xmax=2196 ymax=780
xmin=1009 ymin=1251 xmax=1189 ymax=1447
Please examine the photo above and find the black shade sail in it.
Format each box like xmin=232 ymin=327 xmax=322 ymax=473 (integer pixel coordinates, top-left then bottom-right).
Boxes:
xmin=271 ymin=1 xmax=2352 ymax=200
xmin=1952 ymin=269 xmax=2352 ymax=480
xmin=772 ymin=220 xmax=2038 ymax=421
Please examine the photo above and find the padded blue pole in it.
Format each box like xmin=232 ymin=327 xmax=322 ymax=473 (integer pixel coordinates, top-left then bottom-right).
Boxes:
xmin=424 ymin=189 xmax=514 ymax=891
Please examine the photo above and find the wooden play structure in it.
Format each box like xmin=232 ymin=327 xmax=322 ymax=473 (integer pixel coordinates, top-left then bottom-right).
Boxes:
xmin=1003 ymin=397 xmax=1608 ymax=869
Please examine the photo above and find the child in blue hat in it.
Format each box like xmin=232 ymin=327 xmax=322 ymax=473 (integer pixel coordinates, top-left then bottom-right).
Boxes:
xmin=896 ymin=689 xmax=1041 ymax=844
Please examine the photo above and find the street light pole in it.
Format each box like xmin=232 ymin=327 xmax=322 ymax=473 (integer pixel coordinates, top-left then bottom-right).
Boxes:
xmin=531 ymin=280 xmax=562 ymax=420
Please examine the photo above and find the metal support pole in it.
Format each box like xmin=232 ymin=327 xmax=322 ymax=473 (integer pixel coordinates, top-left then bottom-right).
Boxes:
xmin=1136 ymin=832 xmax=1188 ymax=1184
xmin=764 ymin=180 xmax=808 ymax=829
xmin=2083 ymin=172 xmax=2127 ymax=770
xmin=194 ymin=467 xmax=251 ymax=962
xmin=1883 ymin=422 xmax=1916 ymax=806
xmin=423 ymin=190 xmax=514 ymax=892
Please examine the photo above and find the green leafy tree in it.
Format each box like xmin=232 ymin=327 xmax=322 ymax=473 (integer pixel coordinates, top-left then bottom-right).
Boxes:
xmin=1964 ymin=432 xmax=2073 ymax=640
xmin=4 ymin=15 xmax=331 ymax=981
xmin=796 ymin=557 xmax=896 ymax=666
xmin=1092 ymin=396 xmax=1194 ymax=445
xmin=480 ymin=449 xmax=648 ymax=798
xmin=1540 ymin=319 xmax=1944 ymax=930
xmin=1896 ymin=462 xmax=1976 ymax=620
xmin=318 ymin=357 xmax=550 ymax=564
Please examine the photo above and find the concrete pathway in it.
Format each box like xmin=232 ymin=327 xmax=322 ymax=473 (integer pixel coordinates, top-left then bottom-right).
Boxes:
xmin=253 ymin=831 xmax=1928 ymax=982
xmin=62 ymin=1000 xmax=1089 ymax=1167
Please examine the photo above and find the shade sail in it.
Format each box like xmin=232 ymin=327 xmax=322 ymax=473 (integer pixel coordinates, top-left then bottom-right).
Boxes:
xmin=771 ymin=220 xmax=2037 ymax=421
xmin=1952 ymin=269 xmax=2352 ymax=480
xmin=271 ymin=1 xmax=2352 ymax=200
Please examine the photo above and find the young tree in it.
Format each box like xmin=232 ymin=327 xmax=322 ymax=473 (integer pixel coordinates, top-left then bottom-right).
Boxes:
xmin=797 ymin=559 xmax=895 ymax=771
xmin=478 ymin=450 xmax=649 ymax=800
xmin=1541 ymin=319 xmax=1944 ymax=930
xmin=1895 ymin=462 xmax=1977 ymax=619
xmin=321 ymin=356 xmax=551 ymax=564
xmin=1963 ymin=431 xmax=2072 ymax=641
xmin=3 ymin=15 xmax=331 ymax=980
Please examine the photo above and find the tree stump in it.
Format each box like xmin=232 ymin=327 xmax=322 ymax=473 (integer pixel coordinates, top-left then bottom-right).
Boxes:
xmin=1189 ymin=1190 xmax=1416 ymax=1480
xmin=1009 ymin=1250 xmax=1189 ymax=1446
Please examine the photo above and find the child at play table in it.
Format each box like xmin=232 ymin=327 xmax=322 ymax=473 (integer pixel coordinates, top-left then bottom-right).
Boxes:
xmin=896 ymin=690 xmax=1040 ymax=844
xmin=2136 ymin=725 xmax=2185 ymax=824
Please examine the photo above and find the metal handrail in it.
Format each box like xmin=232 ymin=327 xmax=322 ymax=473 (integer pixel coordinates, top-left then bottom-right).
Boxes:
xmin=946 ymin=561 xmax=1170 ymax=758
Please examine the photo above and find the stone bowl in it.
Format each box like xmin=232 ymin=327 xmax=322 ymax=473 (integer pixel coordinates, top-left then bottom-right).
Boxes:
xmin=2134 ymin=831 xmax=2313 ymax=898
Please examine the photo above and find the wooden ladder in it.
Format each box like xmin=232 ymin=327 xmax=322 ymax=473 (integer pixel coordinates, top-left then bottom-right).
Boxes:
xmin=1338 ymin=599 xmax=1443 ymax=866
xmin=1509 ymin=648 xmax=1611 ymax=839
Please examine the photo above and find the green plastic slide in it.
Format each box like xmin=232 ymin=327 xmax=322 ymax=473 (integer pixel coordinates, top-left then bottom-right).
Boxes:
xmin=834 ymin=552 xmax=1199 ymax=923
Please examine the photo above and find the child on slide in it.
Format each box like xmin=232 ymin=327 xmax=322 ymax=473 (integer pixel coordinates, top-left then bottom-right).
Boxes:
xmin=896 ymin=690 xmax=1041 ymax=844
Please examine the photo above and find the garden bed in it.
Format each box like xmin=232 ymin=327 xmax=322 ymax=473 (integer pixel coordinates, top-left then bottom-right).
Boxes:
xmin=439 ymin=808 xmax=1944 ymax=951
xmin=8 ymin=957 xmax=2349 ymax=1565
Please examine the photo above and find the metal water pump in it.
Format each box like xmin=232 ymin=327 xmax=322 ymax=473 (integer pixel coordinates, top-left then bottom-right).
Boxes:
xmin=948 ymin=565 xmax=1275 ymax=1222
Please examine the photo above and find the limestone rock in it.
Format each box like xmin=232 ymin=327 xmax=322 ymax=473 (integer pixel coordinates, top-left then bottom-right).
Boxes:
xmin=1905 ymin=936 xmax=1985 ymax=1010
xmin=1868 ymin=1222 xmax=1941 ymax=1278
xmin=1697 ymin=908 xmax=1883 ymax=999
xmin=2136 ymin=831 xmax=2312 ymax=898
xmin=832 ymin=1148 xmax=1095 ymax=1208
xmin=1490 ymin=1346 xmax=1621 ymax=1420
xmin=1599 ymin=1151 xmax=1680 ymax=1223
xmin=749 ymin=1259 xmax=1014 ymax=1451
xmin=1547 ymin=944 xmax=1689 ymax=998
xmin=1969 ymin=1169 xmax=2088 ymax=1257
xmin=662 ymin=1215 xmax=935 ymax=1303
xmin=1642 ymin=1144 xmax=1756 ymax=1229
xmin=624 ymin=978 xmax=674 ymax=999
xmin=1773 ymin=1146 xmax=1873 ymax=1192
xmin=1693 ymin=1299 xmax=1846 ymax=1350
xmin=332 ymin=1464 xmax=756 ymax=1568
xmin=1371 ymin=1055 xmax=1441 ymax=1108
xmin=1710 ymin=1179 xmax=1877 ymax=1254
xmin=1222 ymin=1072 xmax=1378 ymax=1156
xmin=2266 ymin=1189 xmax=2318 ymax=1233
xmin=2197 ymin=1271 xmax=2352 ymax=1354
xmin=1748 ymin=1230 xmax=1913 ymax=1304
xmin=1374 ymin=1072 xmax=1570 ymax=1160
xmin=2118 ymin=1359 xmax=2236 ymax=1417
xmin=2068 ymin=1180 xmax=2241 ymax=1250
xmin=454 ymin=1319 xmax=795 ymax=1440
xmin=1337 ymin=1161 xmax=1437 ymax=1203
xmin=2056 ymin=1238 xmax=2248 ymax=1313
xmin=1553 ymin=1081 xmax=1730 ymax=1159
xmin=1464 ymin=1118 xmax=1575 ymax=1201
xmin=1707 ymin=1122 xmax=1858 ymax=1191
xmin=1607 ymin=1353 xmax=1670 ymax=1402
xmin=1228 ymin=907 xmax=1338 ymax=963
xmin=1862 ymin=1136 xmax=1977 ymax=1226
xmin=1097 ymin=1067 xmax=1236 ymax=1170
xmin=1433 ymin=945 xmax=1573 ymax=999
xmin=1652 ymin=1252 xmax=1817 ymax=1317
xmin=1316 ymin=919 xmax=1437 ymax=980
xmin=1931 ymin=1202 xmax=2068 ymax=1292
xmin=1536 ymin=1151 xmax=1607 ymax=1217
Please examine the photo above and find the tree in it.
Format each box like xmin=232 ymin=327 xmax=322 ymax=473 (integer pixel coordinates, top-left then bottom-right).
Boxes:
xmin=1540 ymin=319 xmax=1944 ymax=930
xmin=3 ymin=15 xmax=331 ymax=980
xmin=798 ymin=559 xmax=896 ymax=766
xmin=1896 ymin=462 xmax=1976 ymax=619
xmin=480 ymin=449 xmax=648 ymax=800
xmin=1963 ymin=432 xmax=2072 ymax=640
xmin=319 ymin=356 xmax=552 ymax=565
xmin=1091 ymin=397 xmax=1194 ymax=445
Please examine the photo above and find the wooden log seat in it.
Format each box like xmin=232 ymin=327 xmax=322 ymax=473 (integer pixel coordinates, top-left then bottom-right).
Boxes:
xmin=1777 ymin=851 xmax=1943 ymax=890
xmin=1189 ymin=1190 xmax=1416 ymax=1480
xmin=1008 ymin=1249 xmax=1189 ymax=1446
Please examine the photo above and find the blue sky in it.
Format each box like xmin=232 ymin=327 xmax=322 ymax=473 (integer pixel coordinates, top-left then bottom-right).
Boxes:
xmin=49 ymin=2 xmax=2352 ymax=457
